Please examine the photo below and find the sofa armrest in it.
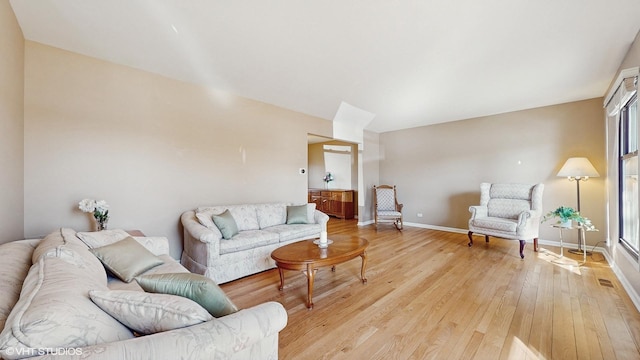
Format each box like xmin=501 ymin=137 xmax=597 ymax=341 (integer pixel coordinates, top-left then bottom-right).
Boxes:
xmin=313 ymin=210 xmax=330 ymax=232
xmin=468 ymin=205 xmax=487 ymax=219
xmin=181 ymin=211 xmax=221 ymax=245
xmin=180 ymin=211 xmax=221 ymax=271
xmin=35 ymin=302 xmax=288 ymax=360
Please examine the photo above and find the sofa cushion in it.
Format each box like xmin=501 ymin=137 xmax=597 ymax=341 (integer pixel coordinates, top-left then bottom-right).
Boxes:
xmin=75 ymin=229 xmax=130 ymax=248
xmin=213 ymin=209 xmax=240 ymax=240
xmin=89 ymin=237 xmax=164 ymax=283
xmin=219 ymin=230 xmax=280 ymax=255
xmin=0 ymin=252 xmax=133 ymax=359
xmin=0 ymin=240 xmax=39 ymax=333
xmin=256 ymin=203 xmax=287 ymax=229
xmin=129 ymin=236 xmax=171 ymax=256
xmin=136 ymin=273 xmax=238 ymax=318
xmin=76 ymin=229 xmax=171 ymax=256
xmin=198 ymin=205 xmax=260 ymax=232
xmin=286 ymin=204 xmax=309 ymax=224
xmin=89 ymin=290 xmax=213 ymax=335
xmin=266 ymin=223 xmax=323 ymax=242
xmin=227 ymin=205 xmax=260 ymax=231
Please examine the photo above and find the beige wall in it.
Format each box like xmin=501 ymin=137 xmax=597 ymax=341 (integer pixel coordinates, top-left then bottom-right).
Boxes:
xmin=361 ymin=130 xmax=380 ymax=223
xmin=0 ymin=2 xmax=24 ymax=244
xmin=23 ymin=41 xmax=331 ymax=258
xmin=379 ymin=98 xmax=606 ymax=246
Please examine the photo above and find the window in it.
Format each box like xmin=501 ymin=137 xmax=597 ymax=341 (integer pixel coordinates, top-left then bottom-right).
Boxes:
xmin=620 ymin=93 xmax=639 ymax=255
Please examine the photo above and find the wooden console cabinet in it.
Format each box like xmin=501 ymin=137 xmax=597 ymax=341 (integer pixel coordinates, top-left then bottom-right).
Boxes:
xmin=308 ymin=189 xmax=354 ymax=219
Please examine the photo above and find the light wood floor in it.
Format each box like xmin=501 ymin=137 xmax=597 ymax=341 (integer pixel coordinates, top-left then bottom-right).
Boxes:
xmin=220 ymin=219 xmax=640 ymax=359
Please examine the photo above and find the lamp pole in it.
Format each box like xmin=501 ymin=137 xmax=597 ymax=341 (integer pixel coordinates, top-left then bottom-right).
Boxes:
xmin=557 ymin=157 xmax=599 ymax=256
xmin=568 ymin=176 xmax=591 ymax=255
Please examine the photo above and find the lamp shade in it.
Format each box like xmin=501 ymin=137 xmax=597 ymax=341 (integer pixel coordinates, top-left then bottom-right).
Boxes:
xmin=557 ymin=157 xmax=600 ymax=178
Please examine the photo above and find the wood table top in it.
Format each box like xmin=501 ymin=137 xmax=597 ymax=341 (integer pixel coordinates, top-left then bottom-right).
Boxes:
xmin=271 ymin=234 xmax=368 ymax=268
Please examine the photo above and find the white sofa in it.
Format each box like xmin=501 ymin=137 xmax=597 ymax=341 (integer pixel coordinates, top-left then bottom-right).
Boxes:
xmin=181 ymin=203 xmax=329 ymax=284
xmin=0 ymin=228 xmax=287 ymax=360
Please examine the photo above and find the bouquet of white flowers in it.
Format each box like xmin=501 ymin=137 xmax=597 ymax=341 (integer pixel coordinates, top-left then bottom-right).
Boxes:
xmin=79 ymin=198 xmax=110 ymax=231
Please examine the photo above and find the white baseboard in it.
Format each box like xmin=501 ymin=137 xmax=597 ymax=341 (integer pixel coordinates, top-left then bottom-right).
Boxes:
xmin=600 ymin=250 xmax=640 ymax=312
xmin=355 ymin=221 xmax=640 ymax=311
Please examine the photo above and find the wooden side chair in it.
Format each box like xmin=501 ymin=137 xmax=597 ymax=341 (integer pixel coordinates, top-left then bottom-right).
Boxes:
xmin=373 ymin=185 xmax=403 ymax=230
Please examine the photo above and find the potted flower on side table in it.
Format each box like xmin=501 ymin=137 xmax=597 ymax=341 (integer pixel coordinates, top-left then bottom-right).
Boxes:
xmin=542 ymin=206 xmax=595 ymax=230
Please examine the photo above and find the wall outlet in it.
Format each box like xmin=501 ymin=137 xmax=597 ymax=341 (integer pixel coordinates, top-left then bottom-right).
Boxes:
xmin=299 ymin=168 xmax=306 ymax=174
xmin=417 ymin=213 xmax=423 ymax=217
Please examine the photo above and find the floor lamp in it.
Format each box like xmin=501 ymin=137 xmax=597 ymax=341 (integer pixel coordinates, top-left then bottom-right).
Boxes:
xmin=557 ymin=157 xmax=600 ymax=254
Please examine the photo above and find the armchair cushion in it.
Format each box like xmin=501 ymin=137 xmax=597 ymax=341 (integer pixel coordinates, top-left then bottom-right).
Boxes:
xmin=487 ymin=199 xmax=532 ymax=219
xmin=471 ymin=217 xmax=518 ymax=233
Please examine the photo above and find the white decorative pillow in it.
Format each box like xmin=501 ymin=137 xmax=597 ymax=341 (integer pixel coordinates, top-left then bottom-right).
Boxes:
xmin=131 ymin=236 xmax=171 ymax=256
xmin=76 ymin=229 xmax=130 ymax=248
xmin=306 ymin=203 xmax=317 ymax=223
xmin=195 ymin=211 xmax=216 ymax=229
xmin=89 ymin=290 xmax=213 ymax=335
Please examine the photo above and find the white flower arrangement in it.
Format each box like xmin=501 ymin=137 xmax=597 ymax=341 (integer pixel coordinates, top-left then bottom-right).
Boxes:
xmin=79 ymin=198 xmax=110 ymax=230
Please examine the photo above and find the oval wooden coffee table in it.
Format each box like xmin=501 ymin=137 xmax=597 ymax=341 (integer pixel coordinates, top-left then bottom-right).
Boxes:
xmin=271 ymin=234 xmax=368 ymax=309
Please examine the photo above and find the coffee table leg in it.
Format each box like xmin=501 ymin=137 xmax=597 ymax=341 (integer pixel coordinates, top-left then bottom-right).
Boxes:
xmin=278 ymin=267 xmax=285 ymax=291
xmin=306 ymin=263 xmax=314 ymax=309
xmin=360 ymin=251 xmax=368 ymax=284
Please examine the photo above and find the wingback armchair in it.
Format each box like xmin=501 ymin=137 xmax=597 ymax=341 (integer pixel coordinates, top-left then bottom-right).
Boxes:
xmin=468 ymin=183 xmax=544 ymax=259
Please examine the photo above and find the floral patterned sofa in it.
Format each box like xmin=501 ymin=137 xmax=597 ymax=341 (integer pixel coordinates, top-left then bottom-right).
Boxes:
xmin=181 ymin=203 xmax=329 ymax=284
xmin=0 ymin=228 xmax=287 ymax=360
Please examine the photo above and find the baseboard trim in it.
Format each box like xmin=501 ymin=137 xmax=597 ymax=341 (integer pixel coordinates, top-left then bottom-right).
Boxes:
xmin=600 ymin=250 xmax=640 ymax=312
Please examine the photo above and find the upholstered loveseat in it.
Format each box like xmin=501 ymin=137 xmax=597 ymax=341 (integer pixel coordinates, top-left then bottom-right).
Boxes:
xmin=181 ymin=203 xmax=329 ymax=284
xmin=0 ymin=228 xmax=287 ymax=360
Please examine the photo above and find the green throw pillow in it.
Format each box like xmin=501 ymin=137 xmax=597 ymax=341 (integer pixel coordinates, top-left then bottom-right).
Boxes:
xmin=89 ymin=236 xmax=164 ymax=283
xmin=286 ymin=204 xmax=309 ymax=224
xmin=135 ymin=273 xmax=238 ymax=317
xmin=212 ymin=209 xmax=239 ymax=239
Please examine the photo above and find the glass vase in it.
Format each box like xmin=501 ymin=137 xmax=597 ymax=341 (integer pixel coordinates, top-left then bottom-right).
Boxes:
xmin=96 ymin=217 xmax=108 ymax=231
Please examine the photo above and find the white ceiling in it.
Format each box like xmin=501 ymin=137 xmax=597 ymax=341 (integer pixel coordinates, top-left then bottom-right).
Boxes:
xmin=9 ymin=0 xmax=640 ymax=133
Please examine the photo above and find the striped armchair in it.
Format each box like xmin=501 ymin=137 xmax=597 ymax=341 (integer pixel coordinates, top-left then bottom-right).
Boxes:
xmin=373 ymin=185 xmax=403 ymax=230
xmin=468 ymin=183 xmax=544 ymax=259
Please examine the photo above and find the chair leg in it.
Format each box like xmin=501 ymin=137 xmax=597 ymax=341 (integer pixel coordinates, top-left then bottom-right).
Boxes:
xmin=467 ymin=231 xmax=473 ymax=247
xmin=534 ymin=238 xmax=539 ymax=252
xmin=519 ymin=240 xmax=525 ymax=259
xmin=394 ymin=218 xmax=403 ymax=230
